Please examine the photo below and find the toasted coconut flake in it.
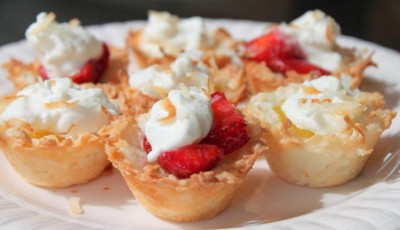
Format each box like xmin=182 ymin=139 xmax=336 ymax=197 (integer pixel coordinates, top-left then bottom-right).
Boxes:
xmin=150 ymin=85 xmax=169 ymax=98
xmin=68 ymin=197 xmax=83 ymax=217
xmin=68 ymin=18 xmax=80 ymax=26
xmin=3 ymin=95 xmax=27 ymax=103
xmin=100 ymin=105 xmax=115 ymax=122
xmin=325 ymin=18 xmax=336 ymax=44
xmin=44 ymin=100 xmax=79 ymax=109
xmin=213 ymin=64 xmax=246 ymax=104
xmin=30 ymin=12 xmax=56 ymax=36
xmin=302 ymin=86 xmax=320 ymax=94
xmin=3 ymin=59 xmax=39 ymax=90
xmin=299 ymin=98 xmax=307 ymax=104
xmin=310 ymin=98 xmax=332 ymax=104
xmin=201 ymin=87 xmax=210 ymax=99
xmin=344 ymin=115 xmax=365 ymax=138
xmin=58 ymin=123 xmax=77 ymax=135
xmin=159 ymin=98 xmax=176 ymax=123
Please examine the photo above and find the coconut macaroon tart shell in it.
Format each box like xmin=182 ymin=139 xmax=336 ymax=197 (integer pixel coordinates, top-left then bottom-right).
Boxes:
xmin=0 ymin=123 xmax=109 ymax=188
xmin=242 ymin=10 xmax=375 ymax=97
xmin=0 ymin=77 xmax=120 ymax=188
xmin=101 ymin=114 xmax=265 ymax=222
xmin=244 ymin=79 xmax=396 ymax=188
xmin=126 ymin=11 xmax=238 ymax=68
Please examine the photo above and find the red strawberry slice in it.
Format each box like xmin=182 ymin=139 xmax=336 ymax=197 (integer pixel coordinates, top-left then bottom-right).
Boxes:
xmin=158 ymin=144 xmax=224 ymax=178
xmin=39 ymin=43 xmax=109 ymax=84
xmin=201 ymin=92 xmax=250 ymax=154
xmin=142 ymin=91 xmax=248 ymax=178
xmin=245 ymin=28 xmax=331 ymax=76
xmin=245 ymin=28 xmax=304 ymax=63
xmin=143 ymin=136 xmax=152 ymax=154
xmin=281 ymin=59 xmax=331 ymax=75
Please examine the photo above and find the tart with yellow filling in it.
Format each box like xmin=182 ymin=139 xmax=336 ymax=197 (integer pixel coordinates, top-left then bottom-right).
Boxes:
xmin=0 ymin=78 xmax=119 ymax=187
xmin=245 ymin=75 xmax=395 ymax=187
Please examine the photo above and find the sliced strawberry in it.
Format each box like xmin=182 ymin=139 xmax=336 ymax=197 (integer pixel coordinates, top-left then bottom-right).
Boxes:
xmin=143 ymin=136 xmax=152 ymax=154
xmin=142 ymin=92 xmax=247 ymax=178
xmin=71 ymin=43 xmax=109 ymax=84
xmin=245 ymin=28 xmax=304 ymax=63
xmin=245 ymin=28 xmax=331 ymax=76
xmin=39 ymin=43 xmax=109 ymax=84
xmin=201 ymin=92 xmax=250 ymax=154
xmin=38 ymin=65 xmax=48 ymax=80
xmin=158 ymin=144 xmax=224 ymax=178
xmin=281 ymin=59 xmax=331 ymax=75
xmin=209 ymin=91 xmax=237 ymax=123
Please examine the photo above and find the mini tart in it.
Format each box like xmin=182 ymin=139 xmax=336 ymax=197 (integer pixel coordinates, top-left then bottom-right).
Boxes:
xmin=0 ymin=118 xmax=110 ymax=188
xmin=3 ymin=45 xmax=128 ymax=92
xmin=101 ymin=113 xmax=265 ymax=222
xmin=0 ymin=87 xmax=119 ymax=188
xmin=126 ymin=28 xmax=238 ymax=69
xmin=243 ymin=48 xmax=374 ymax=95
xmin=244 ymin=84 xmax=395 ymax=188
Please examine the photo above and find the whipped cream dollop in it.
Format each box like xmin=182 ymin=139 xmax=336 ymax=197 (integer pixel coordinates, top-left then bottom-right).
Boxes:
xmin=129 ymin=51 xmax=209 ymax=99
xmin=281 ymin=75 xmax=360 ymax=135
xmin=279 ymin=10 xmax=342 ymax=71
xmin=26 ymin=12 xmax=103 ymax=79
xmin=139 ymin=11 xmax=214 ymax=57
xmin=1 ymin=78 xmax=119 ymax=137
xmin=144 ymin=88 xmax=213 ymax=162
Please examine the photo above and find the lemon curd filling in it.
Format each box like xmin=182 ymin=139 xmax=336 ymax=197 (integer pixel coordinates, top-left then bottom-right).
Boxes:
xmin=273 ymin=105 xmax=315 ymax=138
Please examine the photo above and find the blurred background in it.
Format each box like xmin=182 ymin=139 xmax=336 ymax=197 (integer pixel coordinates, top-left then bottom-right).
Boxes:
xmin=0 ymin=0 xmax=399 ymax=51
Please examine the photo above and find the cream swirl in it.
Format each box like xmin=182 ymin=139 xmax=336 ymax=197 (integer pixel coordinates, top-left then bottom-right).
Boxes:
xmin=144 ymin=88 xmax=213 ymax=162
xmin=26 ymin=12 xmax=103 ymax=79
xmin=1 ymin=78 xmax=119 ymax=137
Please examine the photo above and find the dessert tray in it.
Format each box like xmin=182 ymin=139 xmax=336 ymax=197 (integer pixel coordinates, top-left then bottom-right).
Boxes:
xmin=0 ymin=19 xmax=399 ymax=230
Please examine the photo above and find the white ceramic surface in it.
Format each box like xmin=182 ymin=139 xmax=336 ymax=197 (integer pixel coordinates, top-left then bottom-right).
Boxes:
xmin=0 ymin=19 xmax=399 ymax=230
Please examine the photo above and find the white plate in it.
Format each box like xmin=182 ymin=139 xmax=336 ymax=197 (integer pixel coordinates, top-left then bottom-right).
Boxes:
xmin=0 ymin=19 xmax=399 ymax=230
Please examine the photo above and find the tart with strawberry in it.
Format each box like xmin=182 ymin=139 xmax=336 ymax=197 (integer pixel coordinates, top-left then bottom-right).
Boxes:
xmin=102 ymin=87 xmax=265 ymax=221
xmin=4 ymin=12 xmax=127 ymax=91
xmin=243 ymin=10 xmax=374 ymax=95
xmin=245 ymin=75 xmax=395 ymax=187
xmin=0 ymin=78 xmax=120 ymax=187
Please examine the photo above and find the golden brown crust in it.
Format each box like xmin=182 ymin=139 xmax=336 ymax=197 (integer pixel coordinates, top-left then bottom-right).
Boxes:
xmin=126 ymin=30 xmax=176 ymax=69
xmin=101 ymin=113 xmax=266 ymax=222
xmin=0 ymin=87 xmax=121 ymax=188
xmin=211 ymin=63 xmax=247 ymax=104
xmin=126 ymin=28 xmax=238 ymax=69
xmin=0 ymin=119 xmax=110 ymax=188
xmin=99 ymin=46 xmax=129 ymax=84
xmin=244 ymin=60 xmax=320 ymax=95
xmin=2 ymin=59 xmax=40 ymax=92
